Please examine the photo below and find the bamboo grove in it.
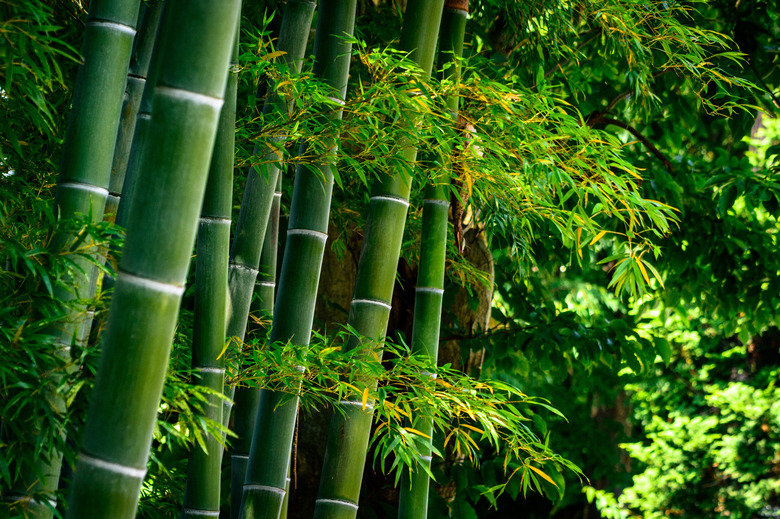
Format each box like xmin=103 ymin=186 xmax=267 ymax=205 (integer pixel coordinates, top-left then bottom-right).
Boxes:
xmin=0 ymin=0 xmax=757 ymax=518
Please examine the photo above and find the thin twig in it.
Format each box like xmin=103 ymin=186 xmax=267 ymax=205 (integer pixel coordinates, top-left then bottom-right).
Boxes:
xmin=598 ymin=116 xmax=673 ymax=171
xmin=602 ymin=69 xmax=671 ymax=116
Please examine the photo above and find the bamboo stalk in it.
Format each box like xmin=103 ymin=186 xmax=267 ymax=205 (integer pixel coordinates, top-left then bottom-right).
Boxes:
xmin=84 ymin=0 xmax=163 ymax=350
xmin=231 ymin=172 xmax=281 ymax=519
xmin=220 ymin=5 xmax=315 ymax=514
xmin=398 ymin=5 xmax=468 ymax=516
xmin=238 ymin=2 xmax=357 ymax=518
xmin=64 ymin=2 xmax=241 ymax=517
xmin=104 ymin=0 xmax=163 ymax=220
xmin=180 ymin=15 xmax=240 ymax=519
xmin=114 ymin=0 xmax=172 ymax=229
xmin=313 ymin=3 xmax=445 ymax=518
xmin=2 ymin=2 xmax=142 ymax=517
xmin=221 ymin=0 xmax=316 ymax=428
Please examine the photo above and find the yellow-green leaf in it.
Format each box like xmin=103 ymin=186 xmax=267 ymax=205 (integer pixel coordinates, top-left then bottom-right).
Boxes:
xmin=589 ymin=230 xmax=607 ymax=246
xmin=403 ymin=427 xmax=431 ymax=439
xmin=527 ymin=465 xmax=557 ymax=487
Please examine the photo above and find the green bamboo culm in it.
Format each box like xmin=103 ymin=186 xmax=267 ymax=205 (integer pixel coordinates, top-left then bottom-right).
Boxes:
xmin=231 ymin=172 xmax=281 ymax=519
xmin=221 ymin=0 xmax=316 ymax=432
xmin=64 ymin=1 xmax=241 ymax=517
xmin=85 ymin=0 xmax=162 ymax=348
xmin=0 ymin=2 xmax=141 ymax=517
xmin=114 ymin=0 xmax=171 ymax=230
xmin=238 ymin=2 xmax=357 ymax=518
xmin=98 ymin=0 xmax=170 ymax=327
xmin=104 ymin=0 xmax=163 ymax=220
xmin=313 ymin=3 xmax=445 ymax=518
xmin=221 ymin=4 xmax=315 ymax=512
xmin=180 ymin=16 xmax=240 ymax=519
xmin=398 ymin=2 xmax=468 ymax=517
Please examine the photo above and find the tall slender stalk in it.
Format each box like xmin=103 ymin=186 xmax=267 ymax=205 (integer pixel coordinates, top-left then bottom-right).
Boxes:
xmin=231 ymin=173 xmax=281 ymax=519
xmin=114 ymin=0 xmax=172 ymax=230
xmin=64 ymin=1 xmax=241 ymax=517
xmin=180 ymin=17 xmax=240 ymax=519
xmin=104 ymin=0 xmax=163 ymax=220
xmin=313 ymin=3 xmax=445 ymax=518
xmin=398 ymin=2 xmax=468 ymax=517
xmin=238 ymin=2 xmax=357 ymax=518
xmin=2 ymin=2 xmax=141 ymax=517
xmin=222 ymin=0 xmax=316 ymax=428
xmin=220 ymin=5 xmax=315 ymax=512
xmin=85 ymin=0 xmax=162 ymax=348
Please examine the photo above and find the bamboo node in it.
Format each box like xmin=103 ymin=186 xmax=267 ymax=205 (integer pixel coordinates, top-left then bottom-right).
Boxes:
xmin=423 ymin=198 xmax=450 ymax=208
xmin=87 ymin=20 xmax=137 ymax=36
xmin=155 ymin=86 xmax=223 ymax=110
xmin=316 ymin=498 xmax=359 ymax=511
xmin=181 ymin=509 xmax=220 ymax=517
xmin=287 ymin=228 xmax=328 ymax=241
xmin=78 ymin=452 xmax=147 ymax=479
xmin=351 ymin=298 xmax=392 ymax=310
xmin=197 ymin=367 xmax=225 ymax=374
xmin=338 ymin=399 xmax=375 ymax=411
xmin=243 ymin=484 xmax=286 ymax=497
xmin=117 ymin=270 xmax=185 ymax=296
xmin=57 ymin=182 xmax=109 ymax=197
xmin=415 ymin=286 xmax=445 ymax=295
xmin=229 ymin=263 xmax=260 ymax=276
xmin=370 ymin=195 xmax=410 ymax=207
xmin=199 ymin=216 xmax=231 ymax=226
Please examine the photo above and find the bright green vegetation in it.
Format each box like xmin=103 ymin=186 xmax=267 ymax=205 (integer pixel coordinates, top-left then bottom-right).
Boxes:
xmin=1 ymin=1 xmax=779 ymax=519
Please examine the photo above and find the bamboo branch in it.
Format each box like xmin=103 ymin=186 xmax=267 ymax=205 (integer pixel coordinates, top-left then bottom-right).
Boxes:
xmin=596 ymin=116 xmax=673 ymax=171
xmin=602 ymin=69 xmax=671 ymax=116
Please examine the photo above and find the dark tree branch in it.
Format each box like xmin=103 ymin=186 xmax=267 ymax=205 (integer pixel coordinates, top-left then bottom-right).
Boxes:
xmin=595 ymin=116 xmax=673 ymax=171
xmin=439 ymin=325 xmax=535 ymax=343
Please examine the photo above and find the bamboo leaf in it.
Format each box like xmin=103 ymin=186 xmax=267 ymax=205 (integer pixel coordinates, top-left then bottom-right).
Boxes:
xmin=589 ymin=230 xmax=608 ymax=246
xmin=403 ymin=427 xmax=431 ymax=439
xmin=527 ymin=464 xmax=557 ymax=487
